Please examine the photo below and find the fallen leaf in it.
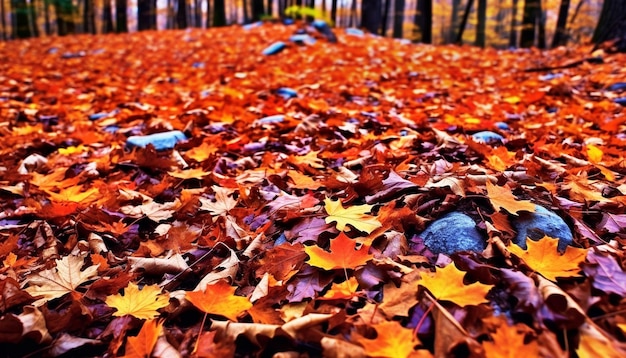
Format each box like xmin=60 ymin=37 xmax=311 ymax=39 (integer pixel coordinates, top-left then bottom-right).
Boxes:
xmin=305 ymin=232 xmax=373 ymax=270
xmin=354 ymin=321 xmax=424 ymax=358
xmin=509 ymin=236 xmax=587 ymax=281
xmin=324 ymin=198 xmax=381 ymax=233
xmin=483 ymin=323 xmax=539 ymax=358
xmin=419 ymin=264 xmax=493 ymax=307
xmin=486 ymin=181 xmax=535 ymax=215
xmin=122 ymin=319 xmax=162 ymax=358
xmin=105 ymin=282 xmax=169 ymax=320
xmin=186 ymin=280 xmax=252 ymax=321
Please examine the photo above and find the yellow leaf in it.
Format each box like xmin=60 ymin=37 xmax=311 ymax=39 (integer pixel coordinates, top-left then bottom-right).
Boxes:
xmin=45 ymin=186 xmax=100 ymax=204
xmin=483 ymin=324 xmax=539 ymax=358
xmin=58 ymin=145 xmax=89 ymax=155
xmin=419 ymin=264 xmax=493 ymax=307
xmin=586 ymin=144 xmax=603 ymax=164
xmin=185 ymin=141 xmax=218 ymax=162
xmin=167 ymin=168 xmax=211 ymax=179
xmin=25 ymin=255 xmax=99 ymax=306
xmin=508 ymin=236 xmax=587 ymax=281
xmin=355 ymin=321 xmax=425 ymax=358
xmin=324 ymin=198 xmax=381 ymax=233
xmin=319 ymin=277 xmax=360 ymax=300
xmin=503 ymin=96 xmax=521 ymax=104
xmin=486 ymin=181 xmax=535 ymax=215
xmin=105 ymin=282 xmax=169 ymax=320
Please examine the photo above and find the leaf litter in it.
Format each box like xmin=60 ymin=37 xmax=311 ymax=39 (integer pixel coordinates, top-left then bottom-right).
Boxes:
xmin=1 ymin=22 xmax=626 ymax=356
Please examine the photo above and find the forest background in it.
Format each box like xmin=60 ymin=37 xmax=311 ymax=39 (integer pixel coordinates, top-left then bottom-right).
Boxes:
xmin=0 ymin=0 xmax=613 ymax=50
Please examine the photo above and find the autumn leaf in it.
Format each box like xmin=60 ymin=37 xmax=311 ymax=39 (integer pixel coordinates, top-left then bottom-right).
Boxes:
xmin=355 ymin=321 xmax=423 ymax=358
xmin=25 ymin=255 xmax=99 ymax=306
xmin=324 ymin=198 xmax=382 ymax=233
xmin=105 ymin=282 xmax=170 ymax=320
xmin=199 ymin=186 xmax=237 ymax=216
xmin=305 ymin=232 xmax=373 ymax=270
xmin=486 ymin=181 xmax=535 ymax=215
xmin=185 ymin=141 xmax=218 ymax=162
xmin=319 ymin=277 xmax=360 ymax=300
xmin=45 ymin=186 xmax=100 ymax=204
xmin=167 ymin=167 xmax=211 ymax=180
xmin=483 ymin=324 xmax=539 ymax=358
xmin=585 ymin=144 xmax=603 ymax=164
xmin=122 ymin=319 xmax=163 ymax=358
xmin=509 ymin=236 xmax=587 ymax=281
xmin=419 ymin=264 xmax=493 ymax=307
xmin=186 ymin=280 xmax=252 ymax=321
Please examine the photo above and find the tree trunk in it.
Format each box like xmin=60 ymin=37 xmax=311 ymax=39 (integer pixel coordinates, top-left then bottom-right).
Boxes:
xmin=551 ymin=0 xmax=569 ymax=47
xmin=55 ymin=0 xmax=76 ymax=36
xmin=361 ymin=0 xmax=381 ymax=34
xmin=251 ymin=0 xmax=263 ymax=21
xmin=102 ymin=0 xmax=114 ymax=33
xmin=392 ymin=0 xmax=404 ymax=38
xmin=456 ymin=0 xmax=473 ymax=44
xmin=242 ymin=0 xmax=249 ymax=22
xmin=12 ymin=0 xmax=33 ymax=38
xmin=266 ymin=0 xmax=272 ymax=17
xmin=413 ymin=0 xmax=431 ymax=43
xmin=194 ymin=0 xmax=201 ymax=26
xmin=475 ymin=0 xmax=486 ymax=47
xmin=509 ymin=0 xmax=518 ymax=47
xmin=330 ymin=0 xmax=337 ymax=25
xmin=137 ymin=0 xmax=157 ymax=30
xmin=115 ymin=0 xmax=127 ymax=32
xmin=349 ymin=0 xmax=356 ymax=26
xmin=205 ymin=0 xmax=210 ymax=26
xmin=380 ymin=0 xmax=390 ymax=36
xmin=213 ymin=0 xmax=226 ymax=26
xmin=83 ymin=0 xmax=96 ymax=33
xmin=1 ymin=0 xmax=7 ymax=39
xmin=176 ymin=0 xmax=187 ymax=28
xmin=537 ymin=3 xmax=546 ymax=48
xmin=520 ymin=0 xmax=539 ymax=47
xmin=592 ymin=0 xmax=626 ymax=47
xmin=447 ymin=0 xmax=460 ymax=43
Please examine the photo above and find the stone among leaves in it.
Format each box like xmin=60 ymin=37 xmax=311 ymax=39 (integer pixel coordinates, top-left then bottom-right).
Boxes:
xmin=418 ymin=212 xmax=486 ymax=255
xmin=512 ymin=205 xmax=574 ymax=253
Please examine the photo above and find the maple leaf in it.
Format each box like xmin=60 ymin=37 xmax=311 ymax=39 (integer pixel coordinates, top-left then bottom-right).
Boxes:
xmin=319 ymin=277 xmax=360 ymax=300
xmin=25 ymin=255 xmax=99 ymax=306
xmin=509 ymin=236 xmax=587 ymax=281
xmin=486 ymin=181 xmax=535 ymax=215
xmin=419 ymin=264 xmax=493 ymax=307
xmin=185 ymin=141 xmax=218 ymax=162
xmin=483 ymin=324 xmax=539 ymax=358
xmin=122 ymin=319 xmax=163 ymax=358
xmin=324 ymin=198 xmax=381 ymax=233
xmin=199 ymin=186 xmax=237 ymax=216
xmin=305 ymin=232 xmax=373 ymax=270
xmin=167 ymin=168 xmax=211 ymax=179
xmin=45 ymin=186 xmax=100 ymax=204
xmin=105 ymin=282 xmax=170 ymax=320
xmin=355 ymin=321 xmax=422 ymax=358
xmin=186 ymin=280 xmax=252 ymax=321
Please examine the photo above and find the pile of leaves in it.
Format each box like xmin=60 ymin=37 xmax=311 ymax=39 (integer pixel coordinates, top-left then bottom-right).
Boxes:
xmin=1 ymin=22 xmax=626 ymax=357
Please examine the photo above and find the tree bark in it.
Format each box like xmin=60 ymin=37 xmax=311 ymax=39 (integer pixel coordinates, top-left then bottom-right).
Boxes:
xmin=447 ymin=0 xmax=460 ymax=43
xmin=83 ymin=0 xmax=96 ymax=34
xmin=456 ymin=0 xmax=473 ymax=44
xmin=205 ymin=0 xmax=210 ymax=26
xmin=361 ymin=0 xmax=381 ymax=34
xmin=54 ymin=0 xmax=76 ymax=36
xmin=213 ymin=0 xmax=226 ymax=26
xmin=12 ymin=0 xmax=33 ymax=38
xmin=177 ymin=0 xmax=187 ymax=28
xmin=509 ymin=0 xmax=518 ymax=47
xmin=380 ymin=0 xmax=390 ymax=35
xmin=194 ymin=0 xmax=201 ymax=26
xmin=102 ymin=0 xmax=114 ymax=33
xmin=537 ymin=2 xmax=546 ymax=48
xmin=592 ymin=0 xmax=626 ymax=47
xmin=330 ymin=0 xmax=337 ymax=25
xmin=115 ymin=0 xmax=127 ymax=32
xmin=137 ymin=0 xmax=157 ymax=30
xmin=520 ymin=0 xmax=539 ymax=47
xmin=413 ymin=0 xmax=431 ymax=43
xmin=551 ymin=0 xmax=569 ymax=47
xmin=392 ymin=0 xmax=404 ymax=38
xmin=475 ymin=0 xmax=486 ymax=47
xmin=1 ymin=0 xmax=7 ymax=39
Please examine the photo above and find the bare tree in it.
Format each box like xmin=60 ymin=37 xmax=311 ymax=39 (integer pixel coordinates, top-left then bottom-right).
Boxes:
xmin=592 ymin=0 xmax=626 ymax=51
xmin=413 ymin=0 xmax=431 ymax=43
xmin=475 ymin=0 xmax=486 ymax=47
xmin=551 ymin=0 xmax=570 ymax=47
xmin=392 ymin=0 xmax=404 ymax=38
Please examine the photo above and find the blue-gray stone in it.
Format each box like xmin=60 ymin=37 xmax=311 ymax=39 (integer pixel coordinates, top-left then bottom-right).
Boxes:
xmin=472 ymin=131 xmax=504 ymax=145
xmin=126 ymin=130 xmax=187 ymax=150
xmin=256 ymin=114 xmax=285 ymax=125
xmin=513 ymin=205 xmax=573 ymax=253
xmin=494 ymin=122 xmax=509 ymax=131
xmin=538 ymin=73 xmax=563 ymax=81
xmin=289 ymin=34 xmax=316 ymax=45
xmin=346 ymin=28 xmax=364 ymax=37
xmin=262 ymin=41 xmax=286 ymax=56
xmin=418 ymin=212 xmax=486 ymax=255
xmin=276 ymin=87 xmax=298 ymax=99
xmin=614 ymin=97 xmax=626 ymax=106
xmin=607 ymin=82 xmax=626 ymax=92
xmin=88 ymin=112 xmax=109 ymax=121
xmin=242 ymin=21 xmax=263 ymax=30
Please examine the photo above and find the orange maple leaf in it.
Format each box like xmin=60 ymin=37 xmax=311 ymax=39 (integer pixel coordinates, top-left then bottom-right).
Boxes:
xmin=486 ymin=181 xmax=535 ymax=215
xmin=355 ymin=321 xmax=427 ymax=358
xmin=509 ymin=236 xmax=587 ymax=281
xmin=185 ymin=141 xmax=218 ymax=162
xmin=483 ymin=324 xmax=539 ymax=358
xmin=121 ymin=319 xmax=162 ymax=358
xmin=319 ymin=277 xmax=360 ymax=300
xmin=305 ymin=232 xmax=373 ymax=270
xmin=185 ymin=280 xmax=252 ymax=321
xmin=167 ymin=168 xmax=212 ymax=180
xmin=45 ymin=185 xmax=100 ymax=204
xmin=419 ymin=264 xmax=493 ymax=307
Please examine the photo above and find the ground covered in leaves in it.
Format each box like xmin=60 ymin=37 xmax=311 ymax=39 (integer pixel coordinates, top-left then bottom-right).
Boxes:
xmin=1 ymin=22 xmax=626 ymax=357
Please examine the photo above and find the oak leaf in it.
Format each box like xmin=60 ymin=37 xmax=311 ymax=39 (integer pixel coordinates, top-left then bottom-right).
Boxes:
xmin=324 ymin=198 xmax=381 ymax=233
xmin=25 ymin=255 xmax=99 ymax=306
xmin=509 ymin=236 xmax=587 ymax=281
xmin=122 ymin=319 xmax=163 ymax=358
xmin=486 ymin=181 xmax=535 ymax=215
xmin=419 ymin=264 xmax=493 ymax=307
xmin=105 ymin=282 xmax=169 ymax=320
xmin=355 ymin=321 xmax=424 ymax=358
xmin=186 ymin=280 xmax=252 ymax=321
xmin=305 ymin=232 xmax=373 ymax=270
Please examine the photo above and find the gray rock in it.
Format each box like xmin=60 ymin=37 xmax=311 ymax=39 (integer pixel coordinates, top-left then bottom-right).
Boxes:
xmin=513 ymin=205 xmax=573 ymax=252
xmin=418 ymin=212 xmax=486 ymax=255
xmin=472 ymin=131 xmax=504 ymax=145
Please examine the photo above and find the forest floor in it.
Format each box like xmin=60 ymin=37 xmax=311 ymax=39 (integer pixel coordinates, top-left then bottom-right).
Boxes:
xmin=1 ymin=22 xmax=626 ymax=357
